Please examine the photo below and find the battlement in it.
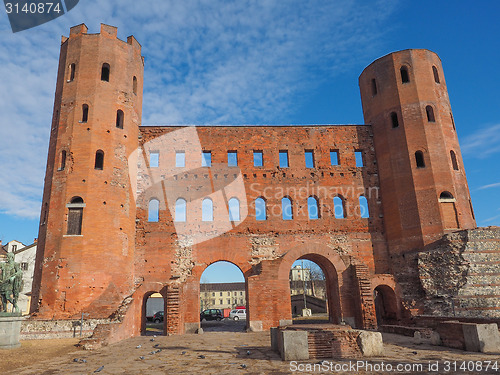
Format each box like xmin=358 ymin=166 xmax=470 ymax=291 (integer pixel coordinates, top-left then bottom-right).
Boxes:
xmin=359 ymin=48 xmax=440 ymax=77
xmin=61 ymin=23 xmax=142 ymax=57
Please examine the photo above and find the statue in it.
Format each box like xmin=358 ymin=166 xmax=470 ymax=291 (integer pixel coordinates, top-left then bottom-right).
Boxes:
xmin=0 ymin=252 xmax=23 ymax=314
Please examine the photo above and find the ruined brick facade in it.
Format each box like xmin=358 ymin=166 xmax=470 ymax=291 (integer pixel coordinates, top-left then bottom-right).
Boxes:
xmin=31 ymin=24 xmax=496 ymax=341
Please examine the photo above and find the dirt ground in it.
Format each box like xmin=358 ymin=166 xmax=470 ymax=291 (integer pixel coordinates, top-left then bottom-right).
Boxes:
xmin=1 ymin=331 xmax=499 ymax=374
xmin=0 ymin=338 xmax=81 ymax=373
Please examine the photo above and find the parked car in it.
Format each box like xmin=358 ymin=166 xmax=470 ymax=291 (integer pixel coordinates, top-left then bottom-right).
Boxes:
xmin=200 ymin=309 xmax=223 ymax=321
xmin=153 ymin=310 xmax=164 ymax=323
xmin=229 ymin=309 xmax=246 ymax=321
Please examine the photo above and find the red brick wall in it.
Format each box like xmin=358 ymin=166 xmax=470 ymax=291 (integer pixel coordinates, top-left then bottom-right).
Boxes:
xmin=132 ymin=125 xmax=387 ymax=333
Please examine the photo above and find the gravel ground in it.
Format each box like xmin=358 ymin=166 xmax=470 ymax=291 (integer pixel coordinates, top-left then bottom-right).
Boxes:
xmin=1 ymin=330 xmax=499 ymax=374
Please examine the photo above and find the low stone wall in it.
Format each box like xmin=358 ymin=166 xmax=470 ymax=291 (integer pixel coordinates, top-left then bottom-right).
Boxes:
xmin=414 ymin=315 xmax=500 ymax=330
xmin=20 ymin=318 xmax=111 ymax=340
xmin=436 ymin=321 xmax=500 ymax=353
xmin=379 ymin=324 xmax=433 ymax=338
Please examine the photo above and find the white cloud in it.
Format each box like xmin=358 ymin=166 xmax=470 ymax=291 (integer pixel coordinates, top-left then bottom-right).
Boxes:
xmin=483 ymin=214 xmax=500 ymax=224
xmin=0 ymin=0 xmax=396 ymax=218
xmin=461 ymin=123 xmax=500 ymax=159
xmin=478 ymin=182 xmax=500 ymax=190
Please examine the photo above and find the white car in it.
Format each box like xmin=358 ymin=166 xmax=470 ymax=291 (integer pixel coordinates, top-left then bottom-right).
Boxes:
xmin=229 ymin=309 xmax=246 ymax=321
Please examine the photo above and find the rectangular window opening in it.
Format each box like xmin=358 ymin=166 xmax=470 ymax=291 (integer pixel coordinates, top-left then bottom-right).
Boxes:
xmin=355 ymin=150 xmax=364 ymax=167
xmin=305 ymin=150 xmax=315 ymax=168
xmin=253 ymin=150 xmax=263 ymax=167
xmin=228 ymin=151 xmax=238 ymax=167
xmin=149 ymin=151 xmax=159 ymax=168
xmin=176 ymin=151 xmax=185 ymax=168
xmin=279 ymin=150 xmax=289 ymax=168
xmin=202 ymin=151 xmax=212 ymax=167
xmin=330 ymin=150 xmax=339 ymax=166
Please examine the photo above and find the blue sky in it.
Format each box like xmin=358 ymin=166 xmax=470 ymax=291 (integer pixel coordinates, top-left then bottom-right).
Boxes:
xmin=0 ymin=1 xmax=499 ymax=279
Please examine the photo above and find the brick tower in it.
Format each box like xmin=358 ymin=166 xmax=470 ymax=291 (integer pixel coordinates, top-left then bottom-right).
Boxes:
xmin=31 ymin=24 xmax=144 ymax=318
xmin=359 ymin=49 xmax=476 ymax=256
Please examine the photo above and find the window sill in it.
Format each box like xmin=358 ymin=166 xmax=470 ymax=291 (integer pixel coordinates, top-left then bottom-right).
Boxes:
xmin=63 ymin=235 xmax=83 ymax=237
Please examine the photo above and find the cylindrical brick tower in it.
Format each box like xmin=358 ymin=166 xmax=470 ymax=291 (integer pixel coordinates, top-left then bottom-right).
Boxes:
xmin=31 ymin=24 xmax=144 ymax=319
xmin=359 ymin=49 xmax=475 ymax=256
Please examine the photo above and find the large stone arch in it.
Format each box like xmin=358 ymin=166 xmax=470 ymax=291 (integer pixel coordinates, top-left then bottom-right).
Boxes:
xmin=277 ymin=242 xmax=349 ymax=324
xmin=371 ymin=275 xmax=403 ymax=324
xmin=184 ymin=257 xmax=251 ymax=333
xmin=277 ymin=242 xmax=348 ymax=279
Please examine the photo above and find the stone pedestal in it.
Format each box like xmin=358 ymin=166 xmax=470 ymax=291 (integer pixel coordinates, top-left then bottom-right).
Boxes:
xmin=0 ymin=315 xmax=24 ymax=349
xmin=463 ymin=323 xmax=500 ymax=354
xmin=279 ymin=330 xmax=309 ymax=361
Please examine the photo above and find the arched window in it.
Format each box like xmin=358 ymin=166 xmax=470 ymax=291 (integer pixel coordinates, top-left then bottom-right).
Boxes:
xmin=71 ymin=196 xmax=83 ymax=204
xmin=450 ymin=150 xmax=459 ymax=170
xmin=426 ymin=105 xmax=435 ymax=122
xmin=202 ymin=198 xmax=213 ymax=221
xmin=371 ymin=78 xmax=377 ymax=96
xmin=415 ymin=151 xmax=425 ymax=168
xmin=439 ymin=191 xmax=454 ymax=201
xmin=133 ymin=76 xmax=138 ymax=95
xmin=400 ymin=66 xmax=410 ymax=83
xmin=59 ymin=150 xmax=66 ymax=171
xmin=255 ymin=197 xmax=267 ymax=221
xmin=116 ymin=110 xmax=124 ymax=129
xmin=229 ymin=198 xmax=240 ymax=221
xmin=391 ymin=112 xmax=399 ymax=128
xmin=67 ymin=196 xmax=84 ymax=235
xmin=359 ymin=196 xmax=369 ymax=218
xmin=148 ymin=199 xmax=159 ymax=222
xmin=333 ymin=196 xmax=346 ymax=219
xmin=82 ymin=104 xmax=89 ymax=123
xmin=101 ymin=63 xmax=110 ymax=81
xmin=307 ymin=196 xmax=319 ymax=220
xmin=432 ymin=66 xmax=440 ymax=83
xmin=68 ymin=63 xmax=75 ymax=82
xmin=282 ymin=197 xmax=293 ymax=220
xmin=94 ymin=150 xmax=104 ymax=170
xmin=175 ymin=198 xmax=186 ymax=222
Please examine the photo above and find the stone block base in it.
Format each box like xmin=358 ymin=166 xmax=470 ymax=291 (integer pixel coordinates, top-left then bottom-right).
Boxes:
xmin=463 ymin=323 xmax=500 ymax=353
xmin=437 ymin=321 xmax=500 ymax=353
xmin=0 ymin=316 xmax=24 ymax=349
xmin=355 ymin=330 xmax=383 ymax=357
xmin=280 ymin=330 xmax=309 ymax=361
xmin=272 ymin=324 xmax=384 ymax=360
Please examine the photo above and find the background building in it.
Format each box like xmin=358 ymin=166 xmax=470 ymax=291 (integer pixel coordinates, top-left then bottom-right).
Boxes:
xmin=200 ymin=283 xmax=246 ymax=311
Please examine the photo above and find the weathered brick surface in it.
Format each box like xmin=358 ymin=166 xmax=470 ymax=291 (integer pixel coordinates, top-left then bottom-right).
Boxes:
xmin=418 ymin=227 xmax=500 ymax=318
xmin=30 ymin=25 xmax=493 ymax=345
xmin=436 ymin=321 xmax=466 ymax=350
